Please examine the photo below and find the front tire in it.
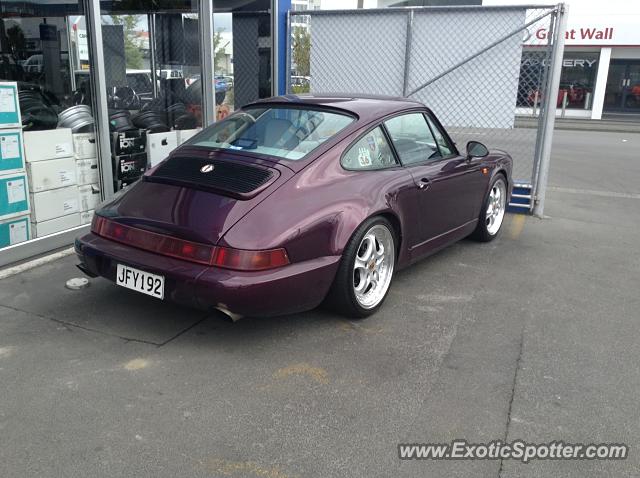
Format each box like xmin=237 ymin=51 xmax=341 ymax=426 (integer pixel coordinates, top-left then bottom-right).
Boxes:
xmin=471 ymin=175 xmax=507 ymax=242
xmin=326 ymin=217 xmax=396 ymax=319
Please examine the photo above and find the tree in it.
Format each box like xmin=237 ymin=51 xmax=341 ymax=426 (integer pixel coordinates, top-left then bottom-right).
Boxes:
xmin=213 ymin=30 xmax=229 ymax=74
xmin=292 ymin=26 xmax=310 ymax=77
xmin=6 ymin=25 xmax=26 ymax=59
xmin=110 ymin=15 xmax=143 ymax=70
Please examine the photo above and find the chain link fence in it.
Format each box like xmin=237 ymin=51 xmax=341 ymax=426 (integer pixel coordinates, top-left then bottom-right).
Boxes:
xmin=287 ymin=5 xmax=565 ymax=212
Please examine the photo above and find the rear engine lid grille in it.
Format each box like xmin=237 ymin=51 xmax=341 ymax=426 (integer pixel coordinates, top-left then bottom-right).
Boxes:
xmin=145 ymin=155 xmax=276 ymax=198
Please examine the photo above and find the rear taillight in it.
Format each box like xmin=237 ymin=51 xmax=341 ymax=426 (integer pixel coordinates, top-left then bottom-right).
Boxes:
xmin=91 ymin=215 xmax=289 ymax=270
xmin=212 ymin=247 xmax=289 ymax=271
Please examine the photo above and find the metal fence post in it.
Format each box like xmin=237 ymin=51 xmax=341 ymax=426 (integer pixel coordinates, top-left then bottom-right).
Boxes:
xmin=532 ymin=3 xmax=567 ymax=217
xmin=285 ymin=10 xmax=292 ymax=95
xmin=402 ymin=10 xmax=414 ymax=97
xmin=199 ymin=0 xmax=216 ymax=127
xmin=86 ymin=0 xmax=115 ymax=200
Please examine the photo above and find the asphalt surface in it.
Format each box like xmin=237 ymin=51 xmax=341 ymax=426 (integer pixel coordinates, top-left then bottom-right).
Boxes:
xmin=1 ymin=129 xmax=639 ymax=477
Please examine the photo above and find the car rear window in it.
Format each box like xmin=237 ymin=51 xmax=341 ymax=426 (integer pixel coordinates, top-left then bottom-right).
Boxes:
xmin=188 ymin=106 xmax=355 ymax=160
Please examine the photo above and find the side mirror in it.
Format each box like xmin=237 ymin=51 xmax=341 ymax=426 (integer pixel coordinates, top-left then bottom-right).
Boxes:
xmin=466 ymin=141 xmax=489 ymax=160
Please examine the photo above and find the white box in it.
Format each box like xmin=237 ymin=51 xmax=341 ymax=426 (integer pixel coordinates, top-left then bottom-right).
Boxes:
xmin=27 ymin=156 xmax=77 ymax=192
xmin=177 ymin=128 xmax=201 ymax=145
xmin=24 ymin=128 xmax=73 ymax=162
xmin=72 ymin=133 xmax=97 ymax=159
xmin=80 ymin=209 xmax=95 ymax=225
xmin=147 ymin=130 xmax=178 ymax=167
xmin=76 ymin=157 xmax=99 ymax=185
xmin=30 ymin=186 xmax=79 ymax=222
xmin=0 ymin=82 xmax=21 ymax=129
xmin=78 ymin=184 xmax=101 ymax=212
xmin=31 ymin=213 xmax=81 ymax=238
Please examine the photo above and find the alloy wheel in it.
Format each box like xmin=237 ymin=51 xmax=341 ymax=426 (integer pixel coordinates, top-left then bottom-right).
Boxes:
xmin=352 ymin=224 xmax=395 ymax=309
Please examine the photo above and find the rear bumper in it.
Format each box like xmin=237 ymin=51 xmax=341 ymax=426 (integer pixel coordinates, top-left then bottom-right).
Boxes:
xmin=75 ymin=233 xmax=340 ymax=317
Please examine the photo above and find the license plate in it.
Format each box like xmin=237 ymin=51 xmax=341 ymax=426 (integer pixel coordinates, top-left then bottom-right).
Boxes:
xmin=116 ymin=264 xmax=164 ymax=299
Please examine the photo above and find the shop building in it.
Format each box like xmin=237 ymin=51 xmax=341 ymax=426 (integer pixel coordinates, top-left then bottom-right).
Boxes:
xmin=0 ymin=0 xmax=290 ymax=265
xmin=488 ymin=0 xmax=640 ymax=120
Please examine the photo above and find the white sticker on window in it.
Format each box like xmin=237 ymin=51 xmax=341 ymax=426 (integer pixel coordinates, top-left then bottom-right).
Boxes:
xmin=357 ymin=147 xmax=372 ymax=167
xmin=1 ymin=135 xmax=20 ymax=160
xmin=6 ymin=179 xmax=26 ymax=204
xmin=9 ymin=221 xmax=27 ymax=245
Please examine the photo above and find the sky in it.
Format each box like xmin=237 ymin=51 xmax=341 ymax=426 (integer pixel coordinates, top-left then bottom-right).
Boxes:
xmin=483 ymin=0 xmax=640 ymax=16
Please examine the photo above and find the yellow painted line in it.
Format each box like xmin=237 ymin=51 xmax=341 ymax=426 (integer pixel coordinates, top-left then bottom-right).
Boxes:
xmin=204 ymin=458 xmax=295 ymax=478
xmin=124 ymin=358 xmax=149 ymax=370
xmin=507 ymin=214 xmax=526 ymax=240
xmin=273 ymin=362 xmax=328 ymax=384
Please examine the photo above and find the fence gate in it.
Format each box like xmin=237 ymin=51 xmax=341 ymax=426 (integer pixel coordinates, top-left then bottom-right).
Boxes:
xmin=286 ymin=4 xmax=567 ymax=215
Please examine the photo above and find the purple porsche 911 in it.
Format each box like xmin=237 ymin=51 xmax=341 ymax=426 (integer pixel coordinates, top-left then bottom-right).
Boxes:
xmin=75 ymin=95 xmax=512 ymax=319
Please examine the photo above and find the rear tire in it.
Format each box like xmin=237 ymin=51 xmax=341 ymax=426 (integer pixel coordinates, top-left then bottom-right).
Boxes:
xmin=326 ymin=217 xmax=396 ymax=319
xmin=471 ymin=175 xmax=507 ymax=242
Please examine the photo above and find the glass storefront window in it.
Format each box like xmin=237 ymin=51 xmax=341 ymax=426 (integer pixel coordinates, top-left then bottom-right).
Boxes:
xmin=517 ymin=50 xmax=599 ymax=109
xmin=0 ymin=0 xmax=276 ymax=262
xmin=0 ymin=1 xmax=98 ymax=248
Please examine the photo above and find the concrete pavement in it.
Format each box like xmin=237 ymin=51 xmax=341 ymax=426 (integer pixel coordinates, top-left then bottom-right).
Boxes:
xmin=0 ymin=130 xmax=638 ymax=477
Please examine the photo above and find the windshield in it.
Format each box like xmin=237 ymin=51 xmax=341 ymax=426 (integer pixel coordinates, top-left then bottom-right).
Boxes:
xmin=188 ymin=106 xmax=355 ymax=160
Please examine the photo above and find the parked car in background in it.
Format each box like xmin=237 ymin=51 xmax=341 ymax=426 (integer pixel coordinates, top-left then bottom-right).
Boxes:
xmin=76 ymin=95 xmax=512 ymax=319
xmin=186 ymin=74 xmax=227 ymax=104
xmin=291 ymin=75 xmax=311 ymax=93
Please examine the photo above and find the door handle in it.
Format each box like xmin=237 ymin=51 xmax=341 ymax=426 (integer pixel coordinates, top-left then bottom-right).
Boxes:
xmin=417 ymin=177 xmax=431 ymax=189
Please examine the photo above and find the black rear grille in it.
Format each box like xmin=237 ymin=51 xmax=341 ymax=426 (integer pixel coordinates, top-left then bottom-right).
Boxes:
xmin=146 ymin=156 xmax=275 ymax=196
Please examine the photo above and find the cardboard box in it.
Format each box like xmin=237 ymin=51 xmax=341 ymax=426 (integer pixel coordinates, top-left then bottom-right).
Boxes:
xmin=31 ymin=213 xmax=81 ymax=238
xmin=78 ymin=184 xmax=101 ymax=212
xmin=76 ymin=157 xmax=99 ymax=185
xmin=0 ymin=214 xmax=29 ymax=248
xmin=72 ymin=132 xmax=97 ymax=159
xmin=147 ymin=130 xmax=178 ymax=167
xmin=115 ymin=153 xmax=146 ymax=183
xmin=24 ymin=128 xmax=73 ymax=162
xmin=30 ymin=186 xmax=79 ymax=222
xmin=0 ymin=82 xmax=21 ymax=129
xmin=112 ymin=130 xmax=146 ymax=156
xmin=177 ymin=128 xmax=201 ymax=145
xmin=80 ymin=209 xmax=95 ymax=225
xmin=27 ymin=156 xmax=77 ymax=192
xmin=0 ymin=129 xmax=25 ymax=175
xmin=0 ymin=173 xmax=30 ymax=220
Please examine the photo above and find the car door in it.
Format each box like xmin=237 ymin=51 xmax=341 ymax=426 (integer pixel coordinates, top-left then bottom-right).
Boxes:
xmin=383 ymin=111 xmax=485 ymax=247
xmin=340 ymin=125 xmax=425 ymax=253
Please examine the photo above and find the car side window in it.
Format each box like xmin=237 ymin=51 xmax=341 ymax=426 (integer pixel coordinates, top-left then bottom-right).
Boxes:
xmin=425 ymin=115 xmax=454 ymax=157
xmin=341 ymin=127 xmax=398 ymax=170
xmin=384 ymin=113 xmax=441 ymax=165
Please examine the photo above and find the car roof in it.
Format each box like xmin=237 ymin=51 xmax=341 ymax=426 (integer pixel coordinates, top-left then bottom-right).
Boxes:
xmin=249 ymin=94 xmax=427 ymax=120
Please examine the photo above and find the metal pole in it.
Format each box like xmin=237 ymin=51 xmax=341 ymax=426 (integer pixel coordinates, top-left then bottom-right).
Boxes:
xmin=402 ymin=10 xmax=414 ymax=97
xmin=561 ymin=89 xmax=568 ymax=117
xmin=285 ymin=10 xmax=292 ymax=95
xmin=272 ymin=0 xmax=279 ymax=97
xmin=85 ymin=0 xmax=115 ymax=200
xmin=199 ymin=0 xmax=216 ymax=126
xmin=65 ymin=17 xmax=76 ymax=92
xmin=148 ymin=13 xmax=158 ymax=99
xmin=532 ymin=90 xmax=539 ymax=116
xmin=532 ymin=3 xmax=567 ymax=217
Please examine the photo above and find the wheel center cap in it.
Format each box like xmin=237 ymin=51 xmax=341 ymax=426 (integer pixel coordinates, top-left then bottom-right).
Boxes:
xmin=368 ymin=260 xmax=376 ymax=270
